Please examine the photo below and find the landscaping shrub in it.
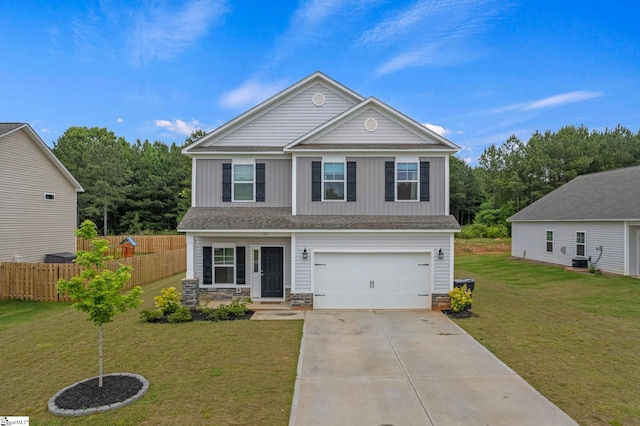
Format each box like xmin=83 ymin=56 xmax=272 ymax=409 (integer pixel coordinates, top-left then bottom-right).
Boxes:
xmin=140 ymin=309 xmax=164 ymax=323
xmin=167 ymin=306 xmax=192 ymax=323
xmin=154 ymin=287 xmax=181 ymax=316
xmin=449 ymin=285 xmax=473 ymax=312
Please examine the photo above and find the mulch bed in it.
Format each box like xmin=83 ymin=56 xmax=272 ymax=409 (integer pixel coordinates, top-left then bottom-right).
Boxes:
xmin=442 ymin=309 xmax=478 ymax=319
xmin=146 ymin=310 xmax=254 ymax=323
xmin=54 ymin=375 xmax=143 ymax=410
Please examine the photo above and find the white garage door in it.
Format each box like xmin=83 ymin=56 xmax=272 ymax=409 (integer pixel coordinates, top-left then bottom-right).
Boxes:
xmin=314 ymin=252 xmax=431 ymax=309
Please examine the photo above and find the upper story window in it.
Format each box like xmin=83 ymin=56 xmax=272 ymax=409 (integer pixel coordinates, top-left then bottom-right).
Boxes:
xmin=396 ymin=162 xmax=418 ymax=201
xmin=323 ymin=162 xmax=345 ymax=201
xmin=546 ymin=230 xmax=554 ymax=252
xmin=576 ymin=231 xmax=586 ymax=256
xmin=233 ymin=164 xmax=254 ymax=201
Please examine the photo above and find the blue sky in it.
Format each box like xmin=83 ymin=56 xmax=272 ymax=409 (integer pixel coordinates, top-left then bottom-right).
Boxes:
xmin=1 ymin=0 xmax=638 ymax=164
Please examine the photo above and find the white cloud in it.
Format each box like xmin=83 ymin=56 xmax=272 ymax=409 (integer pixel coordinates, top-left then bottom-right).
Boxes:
xmin=117 ymin=118 xmax=124 ymax=123
xmin=490 ymin=91 xmax=603 ymax=114
xmin=128 ymin=0 xmax=229 ymax=67
xmin=154 ymin=119 xmax=202 ymax=136
xmin=41 ymin=128 xmax=51 ymax=134
xmin=219 ymin=79 xmax=288 ymax=109
xmin=423 ymin=123 xmax=451 ymax=136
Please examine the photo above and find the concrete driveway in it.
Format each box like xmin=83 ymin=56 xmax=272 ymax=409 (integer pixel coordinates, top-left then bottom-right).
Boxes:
xmin=289 ymin=310 xmax=577 ymax=426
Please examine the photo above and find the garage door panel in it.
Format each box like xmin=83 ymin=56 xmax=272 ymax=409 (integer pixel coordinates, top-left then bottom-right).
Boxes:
xmin=314 ymin=252 xmax=430 ymax=310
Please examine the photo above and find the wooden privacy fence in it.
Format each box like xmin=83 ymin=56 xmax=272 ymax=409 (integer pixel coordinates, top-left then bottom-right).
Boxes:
xmin=76 ymin=235 xmax=186 ymax=254
xmin=0 ymin=249 xmax=186 ymax=302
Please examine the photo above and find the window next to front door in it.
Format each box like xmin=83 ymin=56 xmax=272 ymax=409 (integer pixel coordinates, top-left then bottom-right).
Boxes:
xmin=576 ymin=232 xmax=586 ymax=256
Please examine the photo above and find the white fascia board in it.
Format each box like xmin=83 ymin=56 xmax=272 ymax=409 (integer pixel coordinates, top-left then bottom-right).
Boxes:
xmin=184 ymin=229 xmax=460 ymax=234
xmin=191 ymin=157 xmax=197 ymax=206
xmin=291 ymin=153 xmax=297 ymax=216
xmin=509 ymin=218 xmax=633 ymax=223
xmin=286 ymin=149 xmax=456 ymax=156
xmin=183 ymin=152 xmax=288 ymax=160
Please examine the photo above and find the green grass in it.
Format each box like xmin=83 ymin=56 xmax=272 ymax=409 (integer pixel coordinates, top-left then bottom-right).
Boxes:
xmin=0 ymin=274 xmax=303 ymax=425
xmin=455 ymin=255 xmax=640 ymax=426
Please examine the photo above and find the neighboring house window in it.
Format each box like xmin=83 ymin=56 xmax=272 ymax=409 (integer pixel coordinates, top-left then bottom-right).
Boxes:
xmin=222 ymin=163 xmax=265 ymax=202
xmin=323 ymin=162 xmax=345 ymax=200
xmin=312 ymin=161 xmax=356 ymax=202
xmin=44 ymin=193 xmax=56 ymax=201
xmin=546 ymin=230 xmax=554 ymax=252
xmin=385 ymin=161 xmax=430 ymax=202
xmin=396 ymin=163 xmax=418 ymax=200
xmin=202 ymin=246 xmax=246 ymax=285
xmin=576 ymin=232 xmax=586 ymax=256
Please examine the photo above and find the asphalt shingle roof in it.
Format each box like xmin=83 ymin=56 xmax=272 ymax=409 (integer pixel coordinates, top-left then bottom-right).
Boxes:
xmin=178 ymin=207 xmax=461 ymax=231
xmin=0 ymin=123 xmax=24 ymax=136
xmin=509 ymin=165 xmax=640 ymax=221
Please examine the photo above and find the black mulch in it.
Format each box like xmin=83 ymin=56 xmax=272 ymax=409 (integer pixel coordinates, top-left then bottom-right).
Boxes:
xmin=442 ymin=309 xmax=478 ymax=319
xmin=55 ymin=375 xmax=142 ymax=410
xmin=146 ymin=310 xmax=254 ymax=323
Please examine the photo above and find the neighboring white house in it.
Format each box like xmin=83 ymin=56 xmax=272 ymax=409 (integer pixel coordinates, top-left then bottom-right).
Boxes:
xmin=178 ymin=72 xmax=461 ymax=309
xmin=0 ymin=123 xmax=84 ymax=262
xmin=509 ymin=165 xmax=640 ymax=276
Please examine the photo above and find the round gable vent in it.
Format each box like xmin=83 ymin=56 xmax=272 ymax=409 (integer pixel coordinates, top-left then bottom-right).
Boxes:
xmin=312 ymin=93 xmax=325 ymax=106
xmin=364 ymin=118 xmax=378 ymax=132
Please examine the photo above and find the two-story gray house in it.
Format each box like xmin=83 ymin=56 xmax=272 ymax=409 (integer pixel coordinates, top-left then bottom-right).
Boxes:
xmin=178 ymin=72 xmax=461 ymax=309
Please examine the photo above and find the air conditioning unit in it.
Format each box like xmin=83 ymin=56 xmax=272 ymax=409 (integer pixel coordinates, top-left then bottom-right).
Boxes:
xmin=572 ymin=258 xmax=588 ymax=268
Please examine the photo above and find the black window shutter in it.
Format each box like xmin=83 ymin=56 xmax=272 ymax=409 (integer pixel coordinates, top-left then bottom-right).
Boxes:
xmin=236 ymin=246 xmax=246 ymax=285
xmin=255 ymin=163 xmax=265 ymax=202
xmin=311 ymin=161 xmax=322 ymax=201
xmin=420 ymin=161 xmax=430 ymax=201
xmin=347 ymin=161 xmax=356 ymax=202
xmin=203 ymin=246 xmax=212 ymax=285
xmin=385 ymin=161 xmax=395 ymax=201
xmin=222 ymin=163 xmax=232 ymax=202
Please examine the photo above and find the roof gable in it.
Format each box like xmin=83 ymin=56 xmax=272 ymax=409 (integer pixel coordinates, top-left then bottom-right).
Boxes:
xmin=183 ymin=72 xmax=364 ymax=153
xmin=509 ymin=165 xmax=640 ymax=221
xmin=0 ymin=123 xmax=84 ymax=192
xmin=285 ymin=97 xmax=459 ymax=152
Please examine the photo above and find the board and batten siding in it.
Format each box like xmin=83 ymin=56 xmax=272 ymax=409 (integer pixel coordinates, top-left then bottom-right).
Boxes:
xmin=194 ymin=236 xmax=291 ymax=290
xmin=293 ymin=232 xmax=453 ymax=294
xmin=0 ymin=129 xmax=77 ymax=262
xmin=195 ymin=158 xmax=292 ymax=207
xmin=212 ymin=83 xmax=356 ymax=147
xmin=512 ymin=221 xmax=626 ymax=275
xmin=302 ymin=108 xmax=434 ymax=145
xmin=296 ymin=156 xmax=446 ymax=215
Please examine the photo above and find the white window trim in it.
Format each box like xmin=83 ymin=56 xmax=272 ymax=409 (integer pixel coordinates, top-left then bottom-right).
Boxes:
xmin=546 ymin=229 xmax=554 ymax=253
xmin=232 ymin=160 xmax=255 ymax=203
xmin=209 ymin=243 xmax=236 ymax=287
xmin=322 ymin=159 xmax=346 ymax=202
xmin=576 ymin=231 xmax=586 ymax=257
xmin=395 ymin=160 xmax=419 ymax=202
xmin=44 ymin=192 xmax=56 ymax=201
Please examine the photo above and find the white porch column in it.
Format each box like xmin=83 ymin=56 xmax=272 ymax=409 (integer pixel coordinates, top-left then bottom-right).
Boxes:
xmin=186 ymin=233 xmax=196 ymax=279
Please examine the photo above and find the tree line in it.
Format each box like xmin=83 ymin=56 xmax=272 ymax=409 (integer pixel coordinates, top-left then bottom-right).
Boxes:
xmin=52 ymin=125 xmax=640 ymax=236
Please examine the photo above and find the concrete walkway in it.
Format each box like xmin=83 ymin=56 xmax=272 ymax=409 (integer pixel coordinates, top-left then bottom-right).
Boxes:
xmin=289 ymin=310 xmax=577 ymax=426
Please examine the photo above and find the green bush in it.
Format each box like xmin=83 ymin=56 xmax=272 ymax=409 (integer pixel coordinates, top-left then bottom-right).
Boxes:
xmin=227 ymin=297 xmax=252 ymax=317
xmin=206 ymin=306 xmax=230 ymax=322
xmin=449 ymin=285 xmax=473 ymax=312
xmin=458 ymin=223 xmax=509 ymax=239
xmin=140 ymin=309 xmax=164 ymax=322
xmin=202 ymin=298 xmax=252 ymax=321
xmin=154 ymin=287 xmax=182 ymax=315
xmin=167 ymin=306 xmax=192 ymax=323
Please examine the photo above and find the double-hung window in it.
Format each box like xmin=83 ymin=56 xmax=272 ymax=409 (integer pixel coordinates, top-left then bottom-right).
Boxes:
xmin=576 ymin=232 xmax=586 ymax=256
xmin=213 ymin=247 xmax=235 ymax=284
xmin=396 ymin=162 xmax=418 ymax=201
xmin=233 ymin=164 xmax=254 ymax=201
xmin=323 ymin=162 xmax=345 ymax=201
xmin=546 ymin=230 xmax=554 ymax=252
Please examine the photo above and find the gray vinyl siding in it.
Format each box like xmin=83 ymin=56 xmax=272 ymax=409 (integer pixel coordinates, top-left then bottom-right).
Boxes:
xmin=212 ymin=83 xmax=356 ymax=147
xmin=296 ymin=156 xmax=446 ymax=215
xmin=293 ymin=232 xmax=453 ymax=294
xmin=194 ymin=236 xmax=291 ymax=290
xmin=0 ymin=129 xmax=77 ymax=262
xmin=195 ymin=158 xmax=292 ymax=207
xmin=303 ymin=108 xmax=432 ymax=145
xmin=511 ymin=221 xmax=626 ymax=275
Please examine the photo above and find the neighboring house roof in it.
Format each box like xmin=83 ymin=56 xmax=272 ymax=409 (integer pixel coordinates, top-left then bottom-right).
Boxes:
xmin=509 ymin=165 xmax=640 ymax=221
xmin=178 ymin=207 xmax=461 ymax=231
xmin=0 ymin=122 xmax=84 ymax=192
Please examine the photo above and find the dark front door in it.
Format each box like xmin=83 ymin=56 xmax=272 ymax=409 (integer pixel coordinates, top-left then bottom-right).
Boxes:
xmin=261 ymin=247 xmax=284 ymax=298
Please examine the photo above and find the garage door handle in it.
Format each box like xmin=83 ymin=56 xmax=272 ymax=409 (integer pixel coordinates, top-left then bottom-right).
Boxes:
xmin=418 ymin=263 xmax=429 ymax=266
xmin=418 ymin=294 xmax=429 ymax=296
xmin=315 ymin=294 xmax=326 ymax=296
xmin=370 ymin=280 xmax=374 ymax=288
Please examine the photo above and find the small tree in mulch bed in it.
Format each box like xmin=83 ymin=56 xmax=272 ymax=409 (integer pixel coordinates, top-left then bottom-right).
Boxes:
xmin=57 ymin=220 xmax=143 ymax=387
xmin=444 ymin=285 xmax=476 ymax=319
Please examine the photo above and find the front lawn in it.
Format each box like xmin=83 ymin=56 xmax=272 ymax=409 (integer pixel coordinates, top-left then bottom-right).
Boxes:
xmin=455 ymin=255 xmax=640 ymax=426
xmin=0 ymin=274 xmax=303 ymax=425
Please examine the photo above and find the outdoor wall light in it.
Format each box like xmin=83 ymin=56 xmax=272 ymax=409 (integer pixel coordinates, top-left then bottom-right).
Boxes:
xmin=302 ymin=248 xmax=308 ymax=260
xmin=438 ymin=248 xmax=444 ymax=260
